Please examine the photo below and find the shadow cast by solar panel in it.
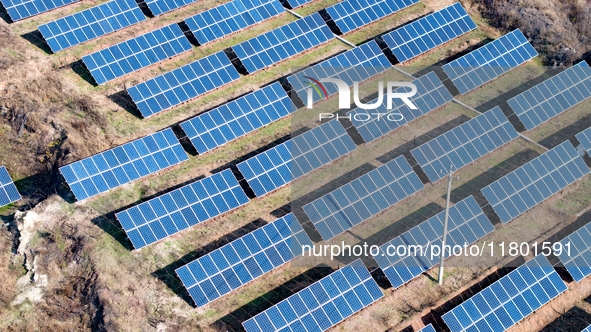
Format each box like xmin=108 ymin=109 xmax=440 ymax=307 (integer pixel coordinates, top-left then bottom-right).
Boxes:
xmin=89 ymin=174 xmax=206 ymax=251
xmin=70 ymin=59 xmax=98 ymax=86
xmin=210 ymin=266 xmax=336 ymax=331
xmin=0 ymin=2 xmax=12 ymax=23
xmin=108 ymin=90 xmax=143 ymax=119
xmin=540 ymin=306 xmax=591 ymax=332
xmin=447 ymin=148 xmax=542 ymax=206
xmin=151 ymin=218 xmax=269 ymax=307
xmin=330 ymin=202 xmax=444 ymax=270
xmin=420 ymin=256 xmax=525 ymax=332
xmin=21 ymin=30 xmax=53 ymax=55
xmin=540 ymin=114 xmax=591 ymax=150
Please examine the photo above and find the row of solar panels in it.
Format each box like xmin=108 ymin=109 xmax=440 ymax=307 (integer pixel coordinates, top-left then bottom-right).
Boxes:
xmin=0 ymin=166 xmax=21 ymax=208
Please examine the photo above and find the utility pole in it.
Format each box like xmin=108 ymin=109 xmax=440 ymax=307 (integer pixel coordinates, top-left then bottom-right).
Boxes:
xmin=438 ymin=164 xmax=453 ymax=285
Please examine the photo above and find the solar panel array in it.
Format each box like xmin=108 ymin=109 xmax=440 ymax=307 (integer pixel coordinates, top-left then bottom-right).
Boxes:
xmin=556 ymin=220 xmax=591 ymax=282
xmin=0 ymin=166 xmax=21 ymax=207
xmin=242 ymin=259 xmax=383 ymax=332
xmin=180 ymin=82 xmax=296 ymax=154
xmin=2 ymin=0 xmax=78 ymax=21
xmin=417 ymin=324 xmax=436 ymax=332
xmin=232 ymin=13 xmax=334 ymax=74
xmin=185 ymin=0 xmax=285 ymax=45
xmin=576 ymin=127 xmax=591 ymax=156
xmin=481 ymin=141 xmax=590 ymax=223
xmin=287 ymin=40 xmax=392 ymax=105
xmin=411 ymin=107 xmax=519 ymax=182
xmin=442 ymin=29 xmax=538 ymax=94
xmin=237 ymin=120 xmax=357 ymax=197
xmin=303 ymin=156 xmax=425 ymax=241
xmin=442 ymin=255 xmax=567 ymax=332
xmin=127 ymin=51 xmax=241 ymax=117
xmin=116 ymin=169 xmax=249 ymax=249
xmin=82 ymin=23 xmax=192 ymax=85
xmin=373 ymin=196 xmax=494 ymax=289
xmin=348 ymin=71 xmax=453 ymax=143
xmin=176 ymin=213 xmax=313 ymax=306
xmin=325 ymin=0 xmax=419 ymax=34
xmin=59 ymin=128 xmax=188 ymax=201
xmin=38 ymin=0 xmax=146 ymax=53
xmin=507 ymin=61 xmax=591 ymax=130
xmin=143 ymin=0 xmax=197 ymax=16
xmin=382 ymin=3 xmax=477 ymax=62
xmin=283 ymin=0 xmax=312 ymax=8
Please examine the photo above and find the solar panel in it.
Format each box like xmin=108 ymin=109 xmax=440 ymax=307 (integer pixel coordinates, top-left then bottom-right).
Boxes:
xmin=507 ymin=61 xmax=591 ymax=130
xmin=583 ymin=325 xmax=591 ymax=332
xmin=556 ymin=220 xmax=591 ymax=282
xmin=373 ymin=195 xmax=494 ymax=288
xmin=0 ymin=166 xmax=21 ymax=207
xmin=59 ymin=128 xmax=189 ymax=202
xmin=442 ymin=255 xmax=567 ymax=332
xmin=143 ymin=0 xmax=197 ymax=16
xmin=576 ymin=127 xmax=591 ymax=156
xmin=287 ymin=40 xmax=392 ymax=105
xmin=115 ymin=169 xmax=249 ymax=249
xmin=411 ymin=107 xmax=519 ymax=183
xmin=348 ymin=71 xmax=453 ymax=143
xmin=442 ymin=29 xmax=538 ymax=94
xmin=82 ymin=23 xmax=192 ymax=85
xmin=481 ymin=140 xmax=590 ymax=223
xmin=303 ymin=155 xmax=424 ymax=241
xmin=175 ymin=213 xmax=313 ymax=306
xmin=38 ymin=0 xmax=146 ymax=53
xmin=232 ymin=13 xmax=334 ymax=74
xmin=418 ymin=324 xmax=436 ymax=332
xmin=282 ymin=0 xmax=312 ymax=8
xmin=242 ymin=259 xmax=383 ymax=332
xmin=1 ymin=0 xmax=79 ymax=21
xmin=382 ymin=3 xmax=477 ymax=62
xmin=237 ymin=120 xmax=357 ymax=197
xmin=185 ymin=0 xmax=285 ymax=45
xmin=180 ymin=82 xmax=296 ymax=154
xmin=126 ymin=51 xmax=241 ymax=118
xmin=325 ymin=0 xmax=418 ymax=34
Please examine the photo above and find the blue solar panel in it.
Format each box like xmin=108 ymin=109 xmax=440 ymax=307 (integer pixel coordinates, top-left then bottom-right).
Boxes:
xmin=0 ymin=166 xmax=21 ymax=207
xmin=303 ymin=155 xmax=424 ymax=241
xmin=287 ymin=40 xmax=392 ymax=105
xmin=382 ymin=3 xmax=477 ymax=62
xmin=348 ymin=71 xmax=453 ymax=143
xmin=237 ymin=120 xmax=357 ymax=197
xmin=185 ymin=0 xmax=285 ymax=45
xmin=442 ymin=255 xmax=567 ymax=332
xmin=583 ymin=325 xmax=591 ymax=332
xmin=82 ymin=23 xmax=192 ymax=85
xmin=242 ymin=259 xmax=383 ymax=332
xmin=507 ymin=61 xmax=591 ymax=130
xmin=418 ymin=324 xmax=436 ymax=332
xmin=283 ymin=0 xmax=312 ymax=8
xmin=176 ymin=213 xmax=313 ymax=306
xmin=1 ymin=0 xmax=78 ymax=21
xmin=38 ymin=0 xmax=146 ymax=53
xmin=325 ymin=0 xmax=418 ymax=34
xmin=180 ymin=82 xmax=296 ymax=154
xmin=59 ymin=128 xmax=188 ymax=202
xmin=576 ymin=127 xmax=591 ymax=156
xmin=115 ymin=169 xmax=250 ymax=249
xmin=411 ymin=107 xmax=519 ymax=182
xmin=143 ymin=0 xmax=197 ymax=16
xmin=232 ymin=13 xmax=334 ymax=74
xmin=374 ymin=196 xmax=494 ymax=289
xmin=126 ymin=51 xmax=241 ymax=118
xmin=481 ymin=140 xmax=590 ymax=223
xmin=442 ymin=29 xmax=539 ymax=94
xmin=556 ymin=220 xmax=591 ymax=282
